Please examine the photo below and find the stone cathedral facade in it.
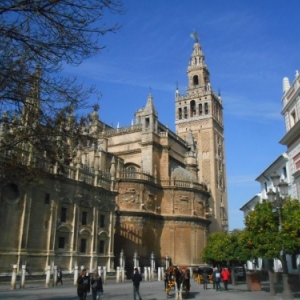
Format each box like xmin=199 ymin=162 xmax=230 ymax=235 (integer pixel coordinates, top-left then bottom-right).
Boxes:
xmin=0 ymin=37 xmax=228 ymax=274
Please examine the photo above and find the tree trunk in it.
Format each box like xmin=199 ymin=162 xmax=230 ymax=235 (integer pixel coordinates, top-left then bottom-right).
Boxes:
xmin=267 ymin=259 xmax=275 ymax=296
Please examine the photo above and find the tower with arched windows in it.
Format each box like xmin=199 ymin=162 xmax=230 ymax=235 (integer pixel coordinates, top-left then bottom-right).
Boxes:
xmin=175 ymin=37 xmax=228 ymax=232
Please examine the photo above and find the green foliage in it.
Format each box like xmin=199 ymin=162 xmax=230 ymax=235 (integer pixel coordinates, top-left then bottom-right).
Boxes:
xmin=202 ymin=230 xmax=247 ymax=265
xmin=203 ymin=199 xmax=300 ymax=267
xmin=244 ymin=199 xmax=300 ymax=260
xmin=244 ymin=201 xmax=281 ymax=260
xmin=281 ymin=198 xmax=300 ymax=254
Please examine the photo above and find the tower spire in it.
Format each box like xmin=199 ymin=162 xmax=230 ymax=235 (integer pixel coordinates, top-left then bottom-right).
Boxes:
xmin=144 ymin=92 xmax=157 ymax=116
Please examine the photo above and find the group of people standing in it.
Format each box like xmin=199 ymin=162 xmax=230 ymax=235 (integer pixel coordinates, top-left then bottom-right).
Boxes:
xmin=201 ymin=267 xmax=230 ymax=291
xmin=77 ymin=269 xmax=104 ymax=300
xmin=77 ymin=267 xmax=142 ymax=300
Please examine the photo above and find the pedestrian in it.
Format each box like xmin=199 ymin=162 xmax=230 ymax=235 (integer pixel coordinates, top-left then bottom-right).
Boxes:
xmin=164 ymin=270 xmax=169 ymax=290
xmin=212 ymin=268 xmax=217 ymax=289
xmin=57 ymin=268 xmax=63 ymax=285
xmin=202 ymin=270 xmax=208 ymax=289
xmin=91 ymin=270 xmax=104 ymax=300
xmin=221 ymin=267 xmax=230 ymax=291
xmin=132 ymin=267 xmax=142 ymax=300
xmin=77 ymin=269 xmax=90 ymax=300
xmin=214 ymin=268 xmax=222 ymax=291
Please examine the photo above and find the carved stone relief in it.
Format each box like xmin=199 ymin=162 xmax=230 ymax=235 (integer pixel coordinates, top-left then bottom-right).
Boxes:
xmin=119 ymin=188 xmax=139 ymax=204
xmin=174 ymin=195 xmax=190 ymax=212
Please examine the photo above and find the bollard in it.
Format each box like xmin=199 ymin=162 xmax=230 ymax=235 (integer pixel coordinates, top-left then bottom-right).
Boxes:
xmin=11 ymin=264 xmax=17 ymax=290
xmin=121 ymin=267 xmax=125 ymax=283
xmin=158 ymin=267 xmax=161 ymax=281
xmin=103 ymin=266 xmax=107 ymax=283
xmin=116 ymin=267 xmax=120 ymax=283
xmin=20 ymin=265 xmax=26 ymax=289
xmin=161 ymin=267 xmax=165 ymax=282
xmin=98 ymin=266 xmax=102 ymax=278
xmin=144 ymin=267 xmax=148 ymax=281
xmin=53 ymin=265 xmax=57 ymax=286
xmin=74 ymin=266 xmax=79 ymax=286
xmin=148 ymin=267 xmax=151 ymax=281
xmin=45 ymin=265 xmax=51 ymax=288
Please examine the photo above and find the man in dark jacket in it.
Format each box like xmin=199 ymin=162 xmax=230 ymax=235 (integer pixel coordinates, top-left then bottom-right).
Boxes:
xmin=77 ymin=269 xmax=90 ymax=300
xmin=202 ymin=270 xmax=208 ymax=289
xmin=132 ymin=268 xmax=142 ymax=300
xmin=57 ymin=268 xmax=63 ymax=285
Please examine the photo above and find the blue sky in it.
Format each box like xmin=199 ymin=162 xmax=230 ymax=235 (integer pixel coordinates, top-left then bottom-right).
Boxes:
xmin=65 ymin=0 xmax=300 ymax=230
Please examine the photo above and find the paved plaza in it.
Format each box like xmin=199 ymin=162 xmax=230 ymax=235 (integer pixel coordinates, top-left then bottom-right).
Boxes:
xmin=1 ymin=277 xmax=299 ymax=300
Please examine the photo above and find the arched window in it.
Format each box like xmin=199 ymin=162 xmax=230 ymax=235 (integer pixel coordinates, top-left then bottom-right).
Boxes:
xmin=205 ymin=102 xmax=209 ymax=114
xmin=190 ymin=100 xmax=196 ymax=117
xmin=193 ymin=75 xmax=199 ymax=86
xmin=184 ymin=107 xmax=188 ymax=119
xmin=125 ymin=164 xmax=139 ymax=178
xmin=199 ymin=104 xmax=203 ymax=115
xmin=178 ymin=108 xmax=182 ymax=119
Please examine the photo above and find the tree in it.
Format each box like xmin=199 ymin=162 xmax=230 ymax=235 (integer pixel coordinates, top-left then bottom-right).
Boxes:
xmin=281 ymin=198 xmax=300 ymax=254
xmin=202 ymin=230 xmax=248 ymax=285
xmin=0 ymin=0 xmax=125 ymax=182
xmin=202 ymin=231 xmax=232 ymax=266
xmin=244 ymin=199 xmax=300 ymax=296
xmin=202 ymin=230 xmax=248 ymax=265
xmin=244 ymin=201 xmax=281 ymax=261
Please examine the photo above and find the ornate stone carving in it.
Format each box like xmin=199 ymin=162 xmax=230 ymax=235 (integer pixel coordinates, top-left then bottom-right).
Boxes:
xmin=174 ymin=195 xmax=190 ymax=211
xmin=119 ymin=188 xmax=139 ymax=204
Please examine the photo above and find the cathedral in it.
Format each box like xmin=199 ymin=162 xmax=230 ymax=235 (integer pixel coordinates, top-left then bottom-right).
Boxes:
xmin=0 ymin=35 xmax=228 ymax=275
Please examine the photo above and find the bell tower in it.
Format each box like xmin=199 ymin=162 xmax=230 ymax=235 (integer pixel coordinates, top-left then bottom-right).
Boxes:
xmin=175 ymin=32 xmax=228 ymax=232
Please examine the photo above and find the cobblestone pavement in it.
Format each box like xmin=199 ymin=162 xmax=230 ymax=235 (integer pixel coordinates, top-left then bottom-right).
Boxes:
xmin=0 ymin=278 xmax=298 ymax=300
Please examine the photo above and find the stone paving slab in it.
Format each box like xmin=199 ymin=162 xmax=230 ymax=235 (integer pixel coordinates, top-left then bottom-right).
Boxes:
xmin=0 ymin=278 xmax=296 ymax=300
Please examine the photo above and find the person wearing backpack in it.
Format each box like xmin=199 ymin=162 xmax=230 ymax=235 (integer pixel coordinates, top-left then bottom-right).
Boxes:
xmin=214 ymin=268 xmax=222 ymax=291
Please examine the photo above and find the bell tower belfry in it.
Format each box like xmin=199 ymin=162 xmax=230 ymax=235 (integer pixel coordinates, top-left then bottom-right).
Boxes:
xmin=175 ymin=32 xmax=228 ymax=232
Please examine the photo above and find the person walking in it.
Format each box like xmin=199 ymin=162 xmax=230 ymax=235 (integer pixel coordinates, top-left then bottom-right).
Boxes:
xmin=164 ymin=270 xmax=169 ymax=290
xmin=132 ymin=268 xmax=142 ymax=300
xmin=221 ymin=267 xmax=230 ymax=291
xmin=214 ymin=268 xmax=222 ymax=291
xmin=91 ymin=270 xmax=103 ymax=300
xmin=57 ymin=268 xmax=63 ymax=285
xmin=77 ymin=269 xmax=90 ymax=300
xmin=212 ymin=268 xmax=217 ymax=289
xmin=202 ymin=270 xmax=208 ymax=289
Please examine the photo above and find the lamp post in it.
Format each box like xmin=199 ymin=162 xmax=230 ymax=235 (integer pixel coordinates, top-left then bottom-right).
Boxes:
xmin=267 ymin=172 xmax=294 ymax=300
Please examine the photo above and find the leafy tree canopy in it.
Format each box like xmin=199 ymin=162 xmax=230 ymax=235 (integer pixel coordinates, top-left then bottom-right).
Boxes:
xmin=244 ymin=198 xmax=300 ymax=260
xmin=202 ymin=230 xmax=248 ymax=266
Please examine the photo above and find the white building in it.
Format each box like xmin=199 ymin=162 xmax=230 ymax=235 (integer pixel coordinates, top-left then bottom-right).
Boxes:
xmin=240 ymin=154 xmax=296 ymax=272
xmin=280 ymin=71 xmax=300 ymax=200
xmin=240 ymin=69 xmax=300 ymax=274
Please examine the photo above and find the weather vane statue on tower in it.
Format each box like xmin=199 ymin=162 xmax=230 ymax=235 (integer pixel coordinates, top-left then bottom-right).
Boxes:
xmin=190 ymin=30 xmax=199 ymax=43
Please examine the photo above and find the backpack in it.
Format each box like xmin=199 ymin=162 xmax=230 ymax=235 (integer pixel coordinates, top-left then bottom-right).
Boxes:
xmin=215 ymin=272 xmax=220 ymax=278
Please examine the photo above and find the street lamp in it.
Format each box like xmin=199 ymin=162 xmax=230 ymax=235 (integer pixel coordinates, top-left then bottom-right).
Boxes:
xmin=267 ymin=172 xmax=294 ymax=300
